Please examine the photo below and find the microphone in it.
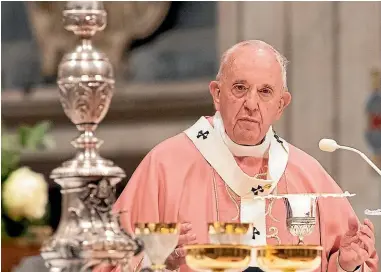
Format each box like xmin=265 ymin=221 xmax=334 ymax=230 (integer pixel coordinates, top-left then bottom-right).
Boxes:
xmin=319 ymin=138 xmax=381 ymax=176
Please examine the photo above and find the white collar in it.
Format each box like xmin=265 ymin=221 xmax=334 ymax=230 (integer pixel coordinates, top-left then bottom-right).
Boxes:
xmin=184 ymin=116 xmax=289 ymax=196
xmin=213 ymin=111 xmax=273 ymax=158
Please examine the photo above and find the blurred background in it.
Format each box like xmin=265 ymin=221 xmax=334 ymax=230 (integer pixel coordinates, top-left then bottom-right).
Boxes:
xmin=1 ymin=1 xmax=381 ymax=271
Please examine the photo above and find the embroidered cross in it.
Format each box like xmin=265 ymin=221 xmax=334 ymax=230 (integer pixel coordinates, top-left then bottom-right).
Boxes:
xmin=273 ymin=132 xmax=283 ymax=144
xmin=252 ymin=227 xmax=261 ymax=240
xmin=197 ymin=130 xmax=209 ymax=140
xmin=251 ymin=185 xmax=264 ymax=195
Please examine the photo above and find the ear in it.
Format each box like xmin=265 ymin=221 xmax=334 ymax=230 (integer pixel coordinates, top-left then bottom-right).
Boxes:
xmin=209 ymin=81 xmax=221 ymax=111
xmin=275 ymin=90 xmax=292 ymax=120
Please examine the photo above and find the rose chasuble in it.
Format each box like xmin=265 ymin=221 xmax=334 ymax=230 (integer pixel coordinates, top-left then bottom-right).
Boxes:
xmin=112 ymin=112 xmax=378 ymax=272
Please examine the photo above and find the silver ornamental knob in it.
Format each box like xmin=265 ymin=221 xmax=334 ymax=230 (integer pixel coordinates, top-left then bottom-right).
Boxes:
xmin=63 ymin=1 xmax=106 ymax=38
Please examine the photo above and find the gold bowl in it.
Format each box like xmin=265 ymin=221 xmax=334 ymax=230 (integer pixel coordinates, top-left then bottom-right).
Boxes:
xmin=254 ymin=245 xmax=323 ymax=272
xmin=134 ymin=223 xmax=180 ymax=270
xmin=208 ymin=223 xmax=252 ymax=234
xmin=184 ymin=244 xmax=252 ymax=272
xmin=208 ymin=223 xmax=253 ymax=245
xmin=134 ymin=223 xmax=179 ymax=235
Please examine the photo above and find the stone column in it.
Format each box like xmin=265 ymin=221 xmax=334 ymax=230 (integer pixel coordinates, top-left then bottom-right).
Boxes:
xmin=337 ymin=1 xmax=381 ymax=246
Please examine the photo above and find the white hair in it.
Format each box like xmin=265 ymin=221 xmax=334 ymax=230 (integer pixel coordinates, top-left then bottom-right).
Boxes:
xmin=216 ymin=40 xmax=289 ymax=90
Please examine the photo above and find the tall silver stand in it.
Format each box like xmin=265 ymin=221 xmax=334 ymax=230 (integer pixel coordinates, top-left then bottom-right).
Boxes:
xmin=40 ymin=2 xmax=143 ymax=271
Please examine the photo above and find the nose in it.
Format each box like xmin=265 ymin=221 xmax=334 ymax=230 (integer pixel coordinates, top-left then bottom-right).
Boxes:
xmin=244 ymin=90 xmax=259 ymax=112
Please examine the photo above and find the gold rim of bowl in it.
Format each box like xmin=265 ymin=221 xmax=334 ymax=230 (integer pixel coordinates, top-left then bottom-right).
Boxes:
xmin=254 ymin=245 xmax=323 ymax=251
xmin=208 ymin=222 xmax=252 ymax=234
xmin=184 ymin=244 xmax=253 ymax=251
xmin=134 ymin=223 xmax=180 ymax=234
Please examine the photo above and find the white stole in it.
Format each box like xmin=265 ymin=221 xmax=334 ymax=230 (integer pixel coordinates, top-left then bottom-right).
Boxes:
xmin=184 ymin=113 xmax=289 ymax=267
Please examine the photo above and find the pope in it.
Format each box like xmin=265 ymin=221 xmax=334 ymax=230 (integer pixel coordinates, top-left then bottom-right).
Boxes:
xmin=99 ymin=40 xmax=378 ymax=272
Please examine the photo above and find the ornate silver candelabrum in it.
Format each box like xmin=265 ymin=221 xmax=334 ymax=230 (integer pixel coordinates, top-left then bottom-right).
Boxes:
xmin=40 ymin=2 xmax=143 ymax=271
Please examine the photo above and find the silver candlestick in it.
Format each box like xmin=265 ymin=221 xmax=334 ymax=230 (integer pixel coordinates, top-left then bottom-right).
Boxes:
xmin=40 ymin=2 xmax=143 ymax=271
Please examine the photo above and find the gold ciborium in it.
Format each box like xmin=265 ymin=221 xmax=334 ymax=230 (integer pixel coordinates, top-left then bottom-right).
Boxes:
xmin=254 ymin=245 xmax=323 ymax=272
xmin=208 ymin=222 xmax=253 ymax=245
xmin=184 ymin=244 xmax=252 ymax=272
xmin=134 ymin=223 xmax=180 ymax=272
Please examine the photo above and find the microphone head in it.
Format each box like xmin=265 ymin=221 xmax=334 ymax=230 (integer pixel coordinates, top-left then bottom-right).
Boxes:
xmin=319 ymin=138 xmax=339 ymax=152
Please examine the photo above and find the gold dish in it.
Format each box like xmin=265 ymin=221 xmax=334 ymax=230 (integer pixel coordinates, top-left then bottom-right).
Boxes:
xmin=184 ymin=244 xmax=252 ymax=272
xmin=254 ymin=245 xmax=323 ymax=272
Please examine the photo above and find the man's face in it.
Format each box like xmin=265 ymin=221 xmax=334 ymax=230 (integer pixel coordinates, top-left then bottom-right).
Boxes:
xmin=210 ymin=46 xmax=291 ymax=145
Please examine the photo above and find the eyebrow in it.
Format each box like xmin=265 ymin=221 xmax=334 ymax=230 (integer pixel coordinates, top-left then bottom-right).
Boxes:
xmin=232 ymin=81 xmax=275 ymax=90
xmin=260 ymin=84 xmax=275 ymax=90
xmin=232 ymin=80 xmax=248 ymax=84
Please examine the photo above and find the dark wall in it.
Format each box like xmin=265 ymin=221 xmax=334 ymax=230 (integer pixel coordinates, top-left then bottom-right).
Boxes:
xmin=1 ymin=1 xmax=217 ymax=90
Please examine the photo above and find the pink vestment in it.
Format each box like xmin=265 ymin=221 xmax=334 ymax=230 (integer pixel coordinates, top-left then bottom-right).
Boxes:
xmin=107 ymin=116 xmax=379 ymax=272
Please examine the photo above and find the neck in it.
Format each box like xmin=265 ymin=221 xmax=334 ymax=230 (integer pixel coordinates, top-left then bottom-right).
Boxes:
xmin=239 ymin=137 xmax=266 ymax=147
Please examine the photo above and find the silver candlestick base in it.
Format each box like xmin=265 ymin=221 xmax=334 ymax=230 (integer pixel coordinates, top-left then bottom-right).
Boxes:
xmin=40 ymin=2 xmax=143 ymax=271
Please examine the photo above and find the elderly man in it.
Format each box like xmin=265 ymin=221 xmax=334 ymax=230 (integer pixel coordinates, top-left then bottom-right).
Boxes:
xmin=106 ymin=40 xmax=378 ymax=272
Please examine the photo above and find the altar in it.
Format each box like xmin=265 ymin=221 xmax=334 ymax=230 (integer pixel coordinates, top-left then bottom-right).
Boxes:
xmin=1 ymin=1 xmax=381 ymax=271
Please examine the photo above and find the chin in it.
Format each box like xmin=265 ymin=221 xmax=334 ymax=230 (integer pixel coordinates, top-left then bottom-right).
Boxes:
xmin=240 ymin=138 xmax=261 ymax=146
xmin=234 ymin=131 xmax=261 ymax=146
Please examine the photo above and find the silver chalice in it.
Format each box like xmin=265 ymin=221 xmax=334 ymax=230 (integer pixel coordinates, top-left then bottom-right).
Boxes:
xmin=251 ymin=192 xmax=354 ymax=272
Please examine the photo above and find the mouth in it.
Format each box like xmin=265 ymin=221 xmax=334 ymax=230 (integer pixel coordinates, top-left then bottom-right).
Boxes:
xmin=238 ymin=117 xmax=260 ymax=123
